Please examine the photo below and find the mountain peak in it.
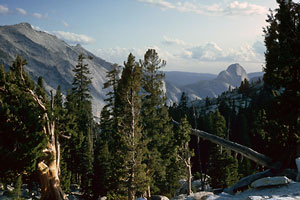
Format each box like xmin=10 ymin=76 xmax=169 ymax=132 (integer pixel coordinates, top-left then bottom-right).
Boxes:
xmin=15 ymin=22 xmax=33 ymax=29
xmin=0 ymin=23 xmax=113 ymax=116
xmin=226 ymin=63 xmax=246 ymax=76
xmin=217 ymin=63 xmax=248 ymax=87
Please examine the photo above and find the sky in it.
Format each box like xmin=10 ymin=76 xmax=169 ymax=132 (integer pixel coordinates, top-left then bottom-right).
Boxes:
xmin=0 ymin=0 xmax=278 ymax=74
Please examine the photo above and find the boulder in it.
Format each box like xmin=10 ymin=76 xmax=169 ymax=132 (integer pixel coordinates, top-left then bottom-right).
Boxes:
xmin=6 ymin=185 xmax=14 ymax=192
xmin=0 ymin=183 xmax=4 ymax=191
xmin=177 ymin=179 xmax=210 ymax=195
xmin=171 ymin=192 xmax=213 ymax=200
xmin=246 ymin=196 xmax=264 ymax=200
xmin=171 ymin=194 xmax=187 ymax=200
xmin=251 ymin=176 xmax=291 ymax=188
xmin=187 ymin=192 xmax=214 ymax=200
xmin=151 ymin=195 xmax=169 ymax=200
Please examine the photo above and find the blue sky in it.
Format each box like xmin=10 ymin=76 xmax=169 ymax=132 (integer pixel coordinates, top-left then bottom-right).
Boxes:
xmin=0 ymin=0 xmax=278 ymax=73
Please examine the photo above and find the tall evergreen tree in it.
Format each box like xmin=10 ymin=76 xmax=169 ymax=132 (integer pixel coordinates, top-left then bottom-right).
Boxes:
xmin=0 ymin=56 xmax=66 ymax=199
xmin=53 ymin=85 xmax=72 ymax=192
xmin=263 ymin=0 xmax=300 ymax=167
xmin=207 ymin=110 xmax=239 ymax=188
xmin=92 ymin=64 xmax=122 ymax=199
xmin=174 ymin=116 xmax=193 ymax=195
xmin=115 ymin=53 xmax=149 ymax=200
xmin=72 ymin=54 xmax=92 ymax=102
xmin=140 ymin=49 xmax=174 ymax=197
xmin=70 ymin=53 xmax=94 ymax=197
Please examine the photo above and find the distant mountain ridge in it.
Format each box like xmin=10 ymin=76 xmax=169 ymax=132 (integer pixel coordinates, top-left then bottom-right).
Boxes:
xmin=0 ymin=23 xmax=264 ymax=113
xmin=0 ymin=22 xmax=113 ymax=116
xmin=164 ymin=71 xmax=217 ymax=87
xmin=165 ymin=63 xmax=263 ymax=104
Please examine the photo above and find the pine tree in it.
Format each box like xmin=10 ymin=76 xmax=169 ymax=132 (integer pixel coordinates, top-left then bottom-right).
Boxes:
xmin=62 ymin=91 xmax=86 ymax=191
xmin=238 ymin=78 xmax=250 ymax=97
xmin=263 ymin=0 xmax=300 ymax=167
xmin=69 ymin=53 xmax=94 ymax=197
xmin=178 ymin=92 xmax=189 ymax=119
xmin=92 ymin=64 xmax=121 ymax=199
xmin=207 ymin=111 xmax=239 ymax=188
xmin=51 ymin=86 xmax=77 ymax=193
xmin=0 ymin=64 xmax=6 ymax=87
xmin=72 ymin=53 xmax=92 ymax=102
xmin=115 ymin=53 xmax=149 ymax=200
xmin=174 ymin=116 xmax=193 ymax=195
xmin=0 ymin=57 xmax=47 ymax=182
xmin=140 ymin=49 xmax=174 ymax=197
xmin=0 ymin=56 xmax=66 ymax=199
xmin=36 ymin=76 xmax=47 ymax=101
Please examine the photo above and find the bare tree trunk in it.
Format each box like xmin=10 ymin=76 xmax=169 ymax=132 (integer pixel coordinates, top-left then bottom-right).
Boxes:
xmin=147 ymin=185 xmax=151 ymax=199
xmin=187 ymin=157 xmax=192 ymax=195
xmin=18 ymin=62 xmax=67 ymax=200
xmin=38 ymin=92 xmax=66 ymax=200
xmin=172 ymin=120 xmax=282 ymax=170
xmin=38 ymin=157 xmax=65 ymax=200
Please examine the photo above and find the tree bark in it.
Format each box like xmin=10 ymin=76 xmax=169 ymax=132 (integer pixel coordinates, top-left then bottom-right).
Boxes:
xmin=29 ymin=89 xmax=66 ymax=200
xmin=37 ymin=93 xmax=66 ymax=200
xmin=172 ymin=120 xmax=282 ymax=170
xmin=147 ymin=185 xmax=151 ymax=200
xmin=187 ymin=158 xmax=192 ymax=195
xmin=38 ymin=159 xmax=65 ymax=200
xmin=18 ymin=61 xmax=66 ymax=200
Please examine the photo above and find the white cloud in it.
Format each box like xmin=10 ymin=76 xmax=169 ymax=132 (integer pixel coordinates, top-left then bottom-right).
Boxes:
xmin=182 ymin=41 xmax=264 ymax=62
xmin=252 ymin=41 xmax=265 ymax=56
xmin=225 ymin=1 xmax=267 ymax=15
xmin=137 ymin=0 xmax=175 ymax=10
xmin=95 ymin=45 xmax=174 ymax=66
xmin=16 ymin=8 xmax=26 ymax=15
xmin=30 ymin=25 xmax=94 ymax=45
xmin=162 ymin=36 xmax=187 ymax=46
xmin=95 ymin=47 xmax=149 ymax=65
xmin=33 ymin=12 xmax=43 ymax=19
xmin=52 ymin=31 xmax=95 ymax=45
xmin=184 ymin=42 xmax=230 ymax=61
xmin=137 ymin=0 xmax=268 ymax=16
xmin=0 ymin=5 xmax=9 ymax=14
xmin=94 ymin=39 xmax=264 ymax=72
xmin=61 ymin=20 xmax=69 ymax=27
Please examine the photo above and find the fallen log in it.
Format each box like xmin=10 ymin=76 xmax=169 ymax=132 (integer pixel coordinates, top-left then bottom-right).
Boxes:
xmin=172 ymin=120 xmax=281 ymax=170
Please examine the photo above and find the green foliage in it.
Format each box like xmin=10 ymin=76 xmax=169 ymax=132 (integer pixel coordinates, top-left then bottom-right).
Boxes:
xmin=0 ymin=56 xmax=47 ymax=183
xmin=140 ymin=49 xmax=174 ymax=196
xmin=92 ymin=64 xmax=121 ymax=199
xmin=0 ymin=64 xmax=5 ymax=86
xmin=36 ymin=76 xmax=47 ymax=102
xmin=72 ymin=53 xmax=92 ymax=103
xmin=263 ymin=0 xmax=300 ymax=167
xmin=207 ymin=110 xmax=239 ymax=188
xmin=115 ymin=53 xmax=150 ymax=199
xmin=106 ymin=192 xmax=128 ymax=200
xmin=71 ymin=54 xmax=94 ymax=197
xmin=174 ymin=116 xmax=193 ymax=194
xmin=238 ymin=79 xmax=250 ymax=97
